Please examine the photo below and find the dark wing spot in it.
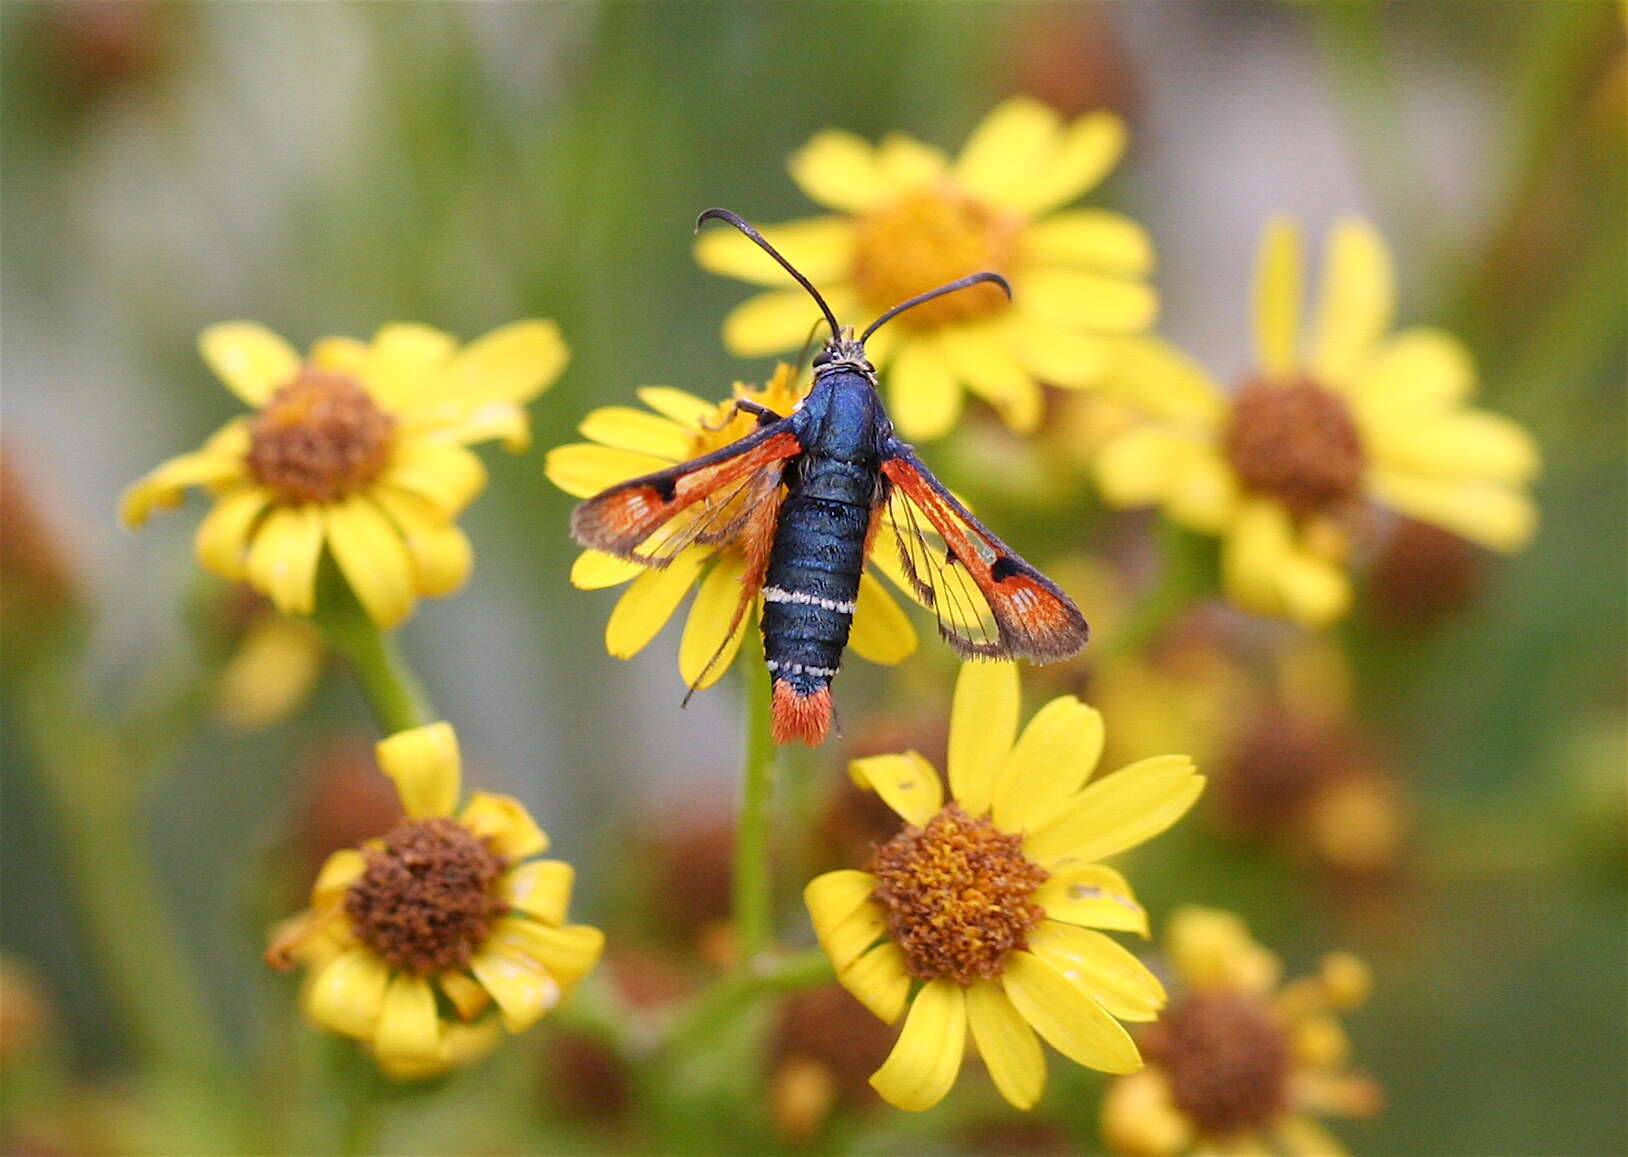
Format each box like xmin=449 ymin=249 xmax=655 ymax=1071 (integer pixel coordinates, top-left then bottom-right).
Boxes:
xmin=990 ymin=555 xmax=1022 ymax=583
xmin=650 ymin=474 xmax=677 ymax=502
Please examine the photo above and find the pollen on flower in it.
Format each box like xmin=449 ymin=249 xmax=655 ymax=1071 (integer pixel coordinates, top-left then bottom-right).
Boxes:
xmin=852 ymin=189 xmax=1019 ymax=326
xmin=247 ymin=369 xmax=395 ymax=502
xmin=867 ymin=803 xmax=1048 ymax=985
xmin=1142 ymin=990 xmax=1291 ymax=1137
xmin=344 ymin=817 xmax=507 ymax=974
xmin=1223 ymin=378 xmax=1365 ymax=517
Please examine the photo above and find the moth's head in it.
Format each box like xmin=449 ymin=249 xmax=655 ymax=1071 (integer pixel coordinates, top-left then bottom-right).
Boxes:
xmin=812 ymin=327 xmax=873 ymax=377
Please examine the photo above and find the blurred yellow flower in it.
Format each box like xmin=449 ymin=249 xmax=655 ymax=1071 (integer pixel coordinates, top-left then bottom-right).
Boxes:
xmin=696 ymin=97 xmax=1156 ymax=440
xmin=1093 ymin=216 xmax=1540 ymax=626
xmin=1101 ymin=907 xmax=1381 ymax=1156
xmin=121 ymin=319 xmax=568 ymax=627
xmin=803 ymin=662 xmax=1204 ymax=1112
xmin=266 ymin=721 xmax=603 ymax=1080
xmin=215 ymin=609 xmax=326 ymax=731
xmin=544 ymin=363 xmax=916 ymax=689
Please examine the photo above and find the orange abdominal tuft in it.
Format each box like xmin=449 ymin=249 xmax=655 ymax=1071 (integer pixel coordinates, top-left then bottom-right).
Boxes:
xmin=771 ymin=681 xmax=833 ymax=747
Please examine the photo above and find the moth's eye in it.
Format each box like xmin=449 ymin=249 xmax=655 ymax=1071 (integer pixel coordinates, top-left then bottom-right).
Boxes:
xmin=812 ymin=349 xmax=832 ymax=367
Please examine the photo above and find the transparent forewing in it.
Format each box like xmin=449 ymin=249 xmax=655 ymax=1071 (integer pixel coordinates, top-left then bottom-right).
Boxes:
xmin=872 ymin=484 xmax=1006 ymax=657
xmin=628 ymin=461 xmax=785 ymax=566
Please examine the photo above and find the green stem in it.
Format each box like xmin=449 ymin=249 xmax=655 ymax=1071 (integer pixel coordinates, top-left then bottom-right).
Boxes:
xmin=19 ymin=665 xmax=226 ymax=1082
xmin=318 ymin=597 xmax=434 ymax=735
xmin=732 ymin=661 xmax=777 ymax=964
xmin=665 ymin=949 xmax=834 ymax=1056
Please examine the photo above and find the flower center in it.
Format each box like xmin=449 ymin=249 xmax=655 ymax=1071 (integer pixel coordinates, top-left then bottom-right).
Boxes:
xmin=247 ymin=370 xmax=395 ymax=503
xmin=851 ymin=188 xmax=1019 ymax=328
xmin=1143 ymin=991 xmax=1291 ymax=1137
xmin=1222 ymin=378 xmax=1365 ymax=517
xmin=866 ymin=803 xmax=1049 ymax=985
xmin=344 ymin=817 xmax=507 ymax=974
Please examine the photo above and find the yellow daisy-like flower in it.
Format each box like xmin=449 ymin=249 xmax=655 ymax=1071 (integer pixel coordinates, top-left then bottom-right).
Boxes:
xmin=1093 ymin=216 xmax=1540 ymax=626
xmin=696 ymin=97 xmax=1156 ymax=440
xmin=121 ymin=319 xmax=569 ymax=628
xmin=803 ymin=662 xmax=1205 ymax=1112
xmin=544 ymin=363 xmax=916 ymax=689
xmin=1101 ymin=907 xmax=1381 ymax=1156
xmin=266 ymin=721 xmax=604 ymax=1080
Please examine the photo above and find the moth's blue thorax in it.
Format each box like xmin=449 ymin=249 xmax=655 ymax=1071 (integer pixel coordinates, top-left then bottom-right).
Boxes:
xmin=797 ymin=364 xmax=884 ymax=468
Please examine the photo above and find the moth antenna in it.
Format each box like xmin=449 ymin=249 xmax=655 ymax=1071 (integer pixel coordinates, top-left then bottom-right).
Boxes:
xmin=859 ymin=271 xmax=1012 ymax=343
xmin=697 ymin=208 xmax=842 ymax=339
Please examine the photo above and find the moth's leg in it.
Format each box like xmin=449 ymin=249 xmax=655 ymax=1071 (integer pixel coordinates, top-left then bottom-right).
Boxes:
xmin=733 ymin=399 xmax=783 ymax=427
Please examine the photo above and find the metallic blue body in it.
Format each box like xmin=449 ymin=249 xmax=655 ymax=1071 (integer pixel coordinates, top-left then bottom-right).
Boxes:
xmin=761 ymin=368 xmax=886 ymax=695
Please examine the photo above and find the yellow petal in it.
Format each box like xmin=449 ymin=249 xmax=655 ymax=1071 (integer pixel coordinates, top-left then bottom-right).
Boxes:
xmin=439 ymin=971 xmax=491 ymax=1022
xmin=1001 ymin=951 xmax=1141 ymax=1074
xmin=1277 ymin=542 xmax=1352 ymax=627
xmin=1221 ymin=498 xmax=1298 ymax=618
xmin=215 ymin=615 xmax=325 ymax=731
xmin=577 ymin=406 xmax=692 ymax=460
xmin=1006 ymin=312 xmax=1110 ymax=389
xmin=1166 ymin=907 xmax=1281 ymax=993
xmin=484 ymin=917 xmax=603 ymax=989
xmin=374 ymin=972 xmax=441 ymax=1063
xmin=543 ymin=442 xmax=669 ymax=500
xmin=846 ymin=571 xmax=917 ymax=665
xmin=383 ymin=442 xmax=488 ymax=516
xmin=966 ymin=979 xmax=1046 ymax=1111
xmin=1368 ymin=468 xmax=1537 ymax=552
xmin=1097 ymin=335 xmax=1225 ymax=426
xmin=1027 ymin=921 xmax=1165 ymax=1022
xmin=459 ymin=792 xmax=548 ymax=860
xmin=309 ymin=335 xmax=370 ymax=376
xmin=1034 ymin=865 xmax=1148 ymax=937
xmin=1020 ymin=209 xmax=1153 ymax=279
xmin=788 ymin=130 xmax=892 ymax=213
xmin=433 ymin=320 xmax=568 ymax=408
xmin=370 ymin=487 xmax=473 ymax=598
xmin=325 ymin=496 xmax=417 ymax=628
xmin=1277 ymin=1115 xmax=1350 ymax=1157
xmin=939 ymin=322 xmax=1043 ymax=434
xmin=364 ymin=323 xmax=457 ymax=411
xmin=1164 ymin=443 xmax=1241 ymax=534
xmin=1023 ymin=754 xmax=1203 ymax=867
xmin=678 ymin=554 xmax=751 ymax=690
xmin=1347 ymin=327 xmax=1474 ymax=415
xmin=498 ymin=860 xmax=574 ymax=926
xmin=868 ymin=980 xmax=967 ymax=1112
xmin=406 ymin=401 xmax=532 ymax=452
xmin=722 ymin=288 xmax=833 ymax=357
xmin=875 ymin=133 xmax=949 ymax=194
xmin=1365 ymin=409 xmax=1540 ymax=485
xmin=1021 ymin=270 xmax=1157 ymax=335
xmin=804 ymin=870 xmax=880 ymax=943
xmin=696 ymin=215 xmax=856 ymax=286
xmin=1252 ymin=215 xmax=1304 ymax=378
xmin=954 ymin=97 xmax=1060 ymax=210
xmin=636 ymin=385 xmax=716 ymax=427
xmin=848 ymin=751 xmax=943 ymax=827
xmin=305 ymin=948 xmax=390 ymax=1040
xmin=469 ymin=946 xmax=561 ymax=1034
xmin=120 ymin=422 xmax=251 ymax=527
xmin=570 ymin=549 xmax=644 ymax=589
xmin=948 ymin=660 xmax=1019 ymax=818
xmin=1022 ymin=110 xmax=1128 ymax=214
xmin=1094 ymin=428 xmax=1201 ymax=509
xmin=245 ymin=502 xmax=324 ymax=617
xmin=886 ymin=333 xmax=964 ymax=441
xmin=1101 ymin=1069 xmax=1194 ymax=1156
xmin=839 ymin=941 xmax=911 ymax=1025
xmin=375 ymin=721 xmax=461 ymax=818
xmin=198 ymin=321 xmax=300 ymax=406
xmin=604 ymin=548 xmax=708 ymax=658
xmin=1309 ymin=218 xmax=1394 ymax=385
xmin=193 ymin=486 xmax=273 ymax=580
xmin=311 ymin=848 xmax=368 ymax=903
xmin=992 ymin=697 xmax=1105 ymax=833
xmin=815 ymin=895 xmax=889 ymax=973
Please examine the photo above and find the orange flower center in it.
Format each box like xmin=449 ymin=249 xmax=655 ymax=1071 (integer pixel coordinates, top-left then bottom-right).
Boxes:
xmin=344 ymin=817 xmax=506 ymax=974
xmin=867 ymin=803 xmax=1049 ymax=985
xmin=1142 ymin=990 xmax=1291 ymax=1137
xmin=247 ymin=370 xmax=395 ymax=503
xmin=690 ymin=368 xmax=809 ymax=458
xmin=852 ymin=188 xmax=1019 ymax=328
xmin=1222 ymin=377 xmax=1365 ymax=517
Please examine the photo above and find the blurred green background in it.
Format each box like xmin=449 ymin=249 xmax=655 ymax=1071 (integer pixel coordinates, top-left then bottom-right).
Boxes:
xmin=2 ymin=3 xmax=1623 ymax=1154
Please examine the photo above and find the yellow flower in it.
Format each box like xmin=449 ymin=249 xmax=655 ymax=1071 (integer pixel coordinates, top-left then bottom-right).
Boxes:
xmin=696 ymin=97 xmax=1156 ymax=440
xmin=544 ymin=363 xmax=917 ymax=689
xmin=1093 ymin=216 xmax=1540 ymax=626
xmin=803 ymin=662 xmax=1205 ymax=1112
xmin=121 ymin=320 xmax=569 ymax=628
xmin=1101 ymin=907 xmax=1381 ymax=1156
xmin=266 ymin=721 xmax=603 ymax=1080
